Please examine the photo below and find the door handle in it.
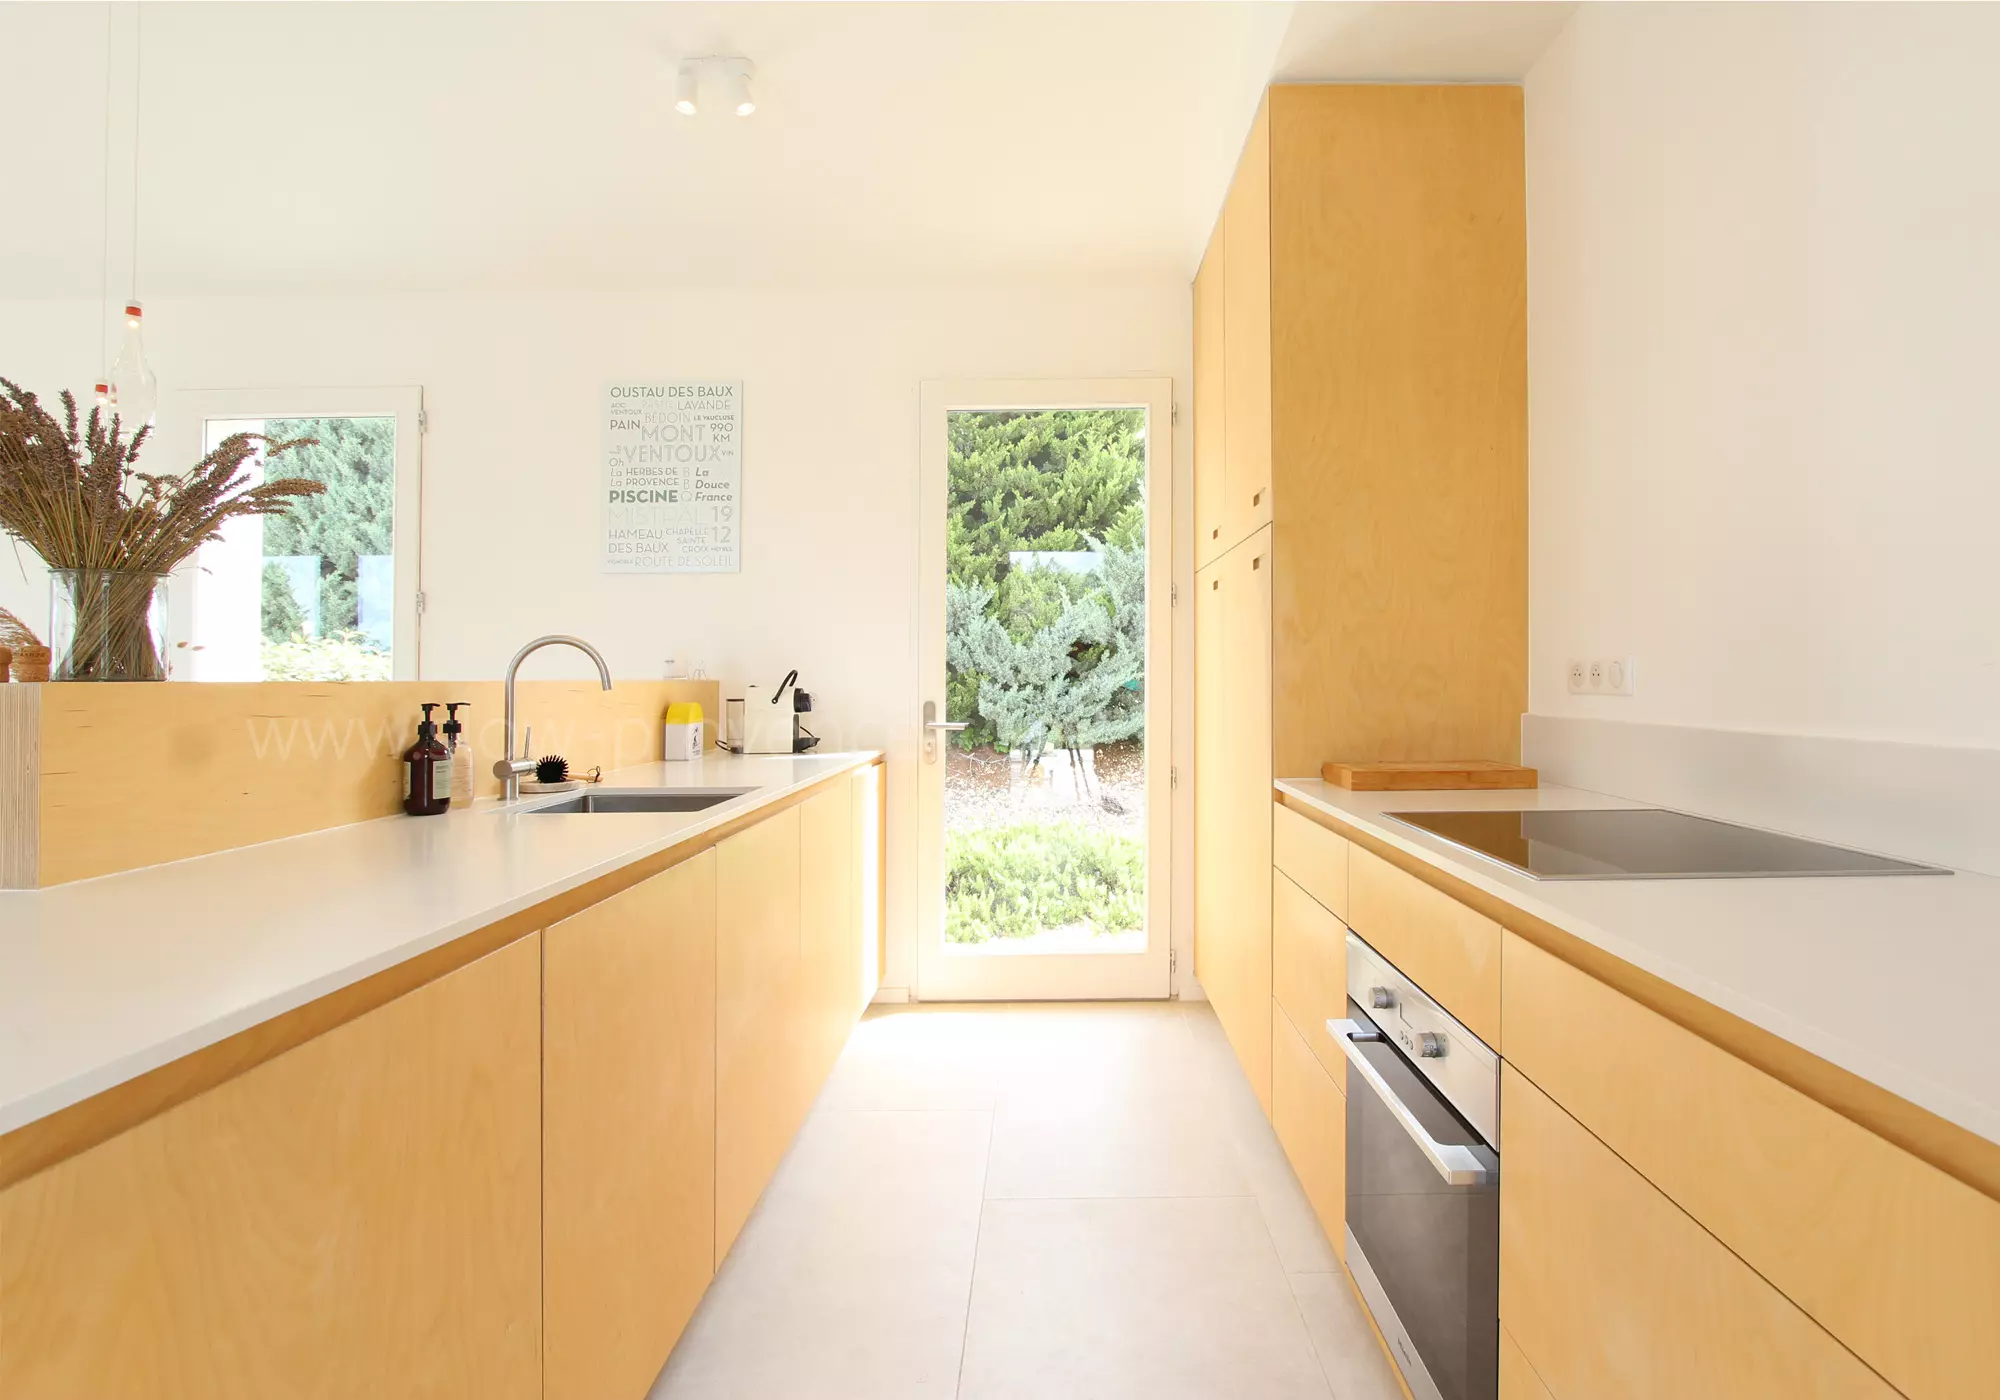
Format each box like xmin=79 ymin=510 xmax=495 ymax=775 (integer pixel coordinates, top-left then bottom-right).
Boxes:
xmin=1330 ymin=1018 xmax=1497 ymax=1187
xmin=922 ymin=699 xmax=967 ymax=763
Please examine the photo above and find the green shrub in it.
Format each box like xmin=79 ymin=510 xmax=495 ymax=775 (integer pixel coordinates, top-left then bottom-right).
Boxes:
xmin=945 ymin=819 xmax=1143 ymax=944
xmin=261 ymin=630 xmax=391 ymax=681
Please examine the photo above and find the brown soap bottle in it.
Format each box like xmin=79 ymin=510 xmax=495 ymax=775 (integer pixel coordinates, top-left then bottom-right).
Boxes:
xmin=402 ymin=703 xmax=451 ymax=816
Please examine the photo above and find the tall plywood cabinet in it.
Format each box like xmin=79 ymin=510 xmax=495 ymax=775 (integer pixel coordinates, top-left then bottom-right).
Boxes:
xmin=1192 ymin=84 xmax=1526 ymax=1114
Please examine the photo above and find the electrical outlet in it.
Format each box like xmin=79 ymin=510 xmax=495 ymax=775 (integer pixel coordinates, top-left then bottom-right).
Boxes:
xmin=1567 ymin=660 xmax=1587 ymax=694
xmin=1587 ymin=659 xmax=1607 ymax=691
xmin=1603 ymin=656 xmax=1637 ymax=696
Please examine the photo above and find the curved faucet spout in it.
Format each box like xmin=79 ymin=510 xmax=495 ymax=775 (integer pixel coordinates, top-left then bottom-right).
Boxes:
xmin=496 ymin=634 xmax=614 ymax=801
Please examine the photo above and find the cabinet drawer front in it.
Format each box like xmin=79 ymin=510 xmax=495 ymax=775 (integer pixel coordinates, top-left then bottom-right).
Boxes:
xmin=1504 ymin=932 xmax=2000 ymax=1400
xmin=1272 ymin=999 xmax=1345 ymax=1257
xmin=1346 ymin=847 xmax=1500 ymax=1048
xmin=1500 ymin=1067 xmax=1897 ymax=1400
xmin=1273 ymin=803 xmax=1348 ymax=920
xmin=1272 ymin=870 xmax=1346 ymax=1084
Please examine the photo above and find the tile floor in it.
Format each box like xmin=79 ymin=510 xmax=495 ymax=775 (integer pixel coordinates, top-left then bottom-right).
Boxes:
xmin=651 ymin=1000 xmax=1405 ymax=1400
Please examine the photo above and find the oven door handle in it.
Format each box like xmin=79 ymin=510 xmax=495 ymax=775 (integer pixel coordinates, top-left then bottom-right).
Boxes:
xmin=1330 ymin=1018 xmax=1498 ymax=1187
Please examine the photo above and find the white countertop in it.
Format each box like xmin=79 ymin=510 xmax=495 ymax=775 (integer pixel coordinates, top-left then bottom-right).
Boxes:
xmin=1278 ymin=778 xmax=2000 ymax=1149
xmin=0 ymin=750 xmax=880 ymax=1138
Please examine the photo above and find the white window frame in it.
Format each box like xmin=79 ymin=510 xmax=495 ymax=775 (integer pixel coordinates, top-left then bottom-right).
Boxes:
xmin=914 ymin=378 xmax=1176 ymax=1001
xmin=155 ymin=386 xmax=425 ymax=681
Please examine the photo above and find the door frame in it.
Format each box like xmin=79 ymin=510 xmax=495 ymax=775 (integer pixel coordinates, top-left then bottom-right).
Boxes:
xmin=914 ymin=378 xmax=1175 ymax=1001
xmin=155 ymin=386 xmax=426 ymax=681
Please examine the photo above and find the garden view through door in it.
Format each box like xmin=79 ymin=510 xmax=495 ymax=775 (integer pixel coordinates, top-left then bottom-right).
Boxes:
xmin=916 ymin=380 xmax=1172 ymax=1001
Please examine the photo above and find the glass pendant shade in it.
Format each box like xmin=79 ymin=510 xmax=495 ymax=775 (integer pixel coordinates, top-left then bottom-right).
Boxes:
xmin=108 ymin=302 xmax=158 ymax=429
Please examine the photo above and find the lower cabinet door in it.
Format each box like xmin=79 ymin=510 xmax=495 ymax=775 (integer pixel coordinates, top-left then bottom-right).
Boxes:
xmin=0 ymin=936 xmax=544 ymax=1400
xmin=1499 ymin=1066 xmax=1899 ymax=1400
xmin=1272 ymin=870 xmax=1347 ymax=1085
xmin=800 ymin=779 xmax=861 ymax=1085
xmin=544 ymin=852 xmax=718 ymax=1400
xmin=1498 ymin=1325 xmax=1554 ymax=1400
xmin=1271 ymin=999 xmax=1345 ymax=1257
xmin=716 ymin=803 xmax=806 ymax=1260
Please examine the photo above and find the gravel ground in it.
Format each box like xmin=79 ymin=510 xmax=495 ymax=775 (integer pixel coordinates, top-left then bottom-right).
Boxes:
xmin=944 ymin=738 xmax=1146 ymax=841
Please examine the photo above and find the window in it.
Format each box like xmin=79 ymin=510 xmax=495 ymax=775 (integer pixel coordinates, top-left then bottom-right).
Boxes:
xmin=161 ymin=389 xmax=423 ymax=680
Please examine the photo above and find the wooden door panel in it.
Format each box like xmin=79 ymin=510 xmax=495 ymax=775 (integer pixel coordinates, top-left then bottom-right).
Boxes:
xmin=545 ymin=854 xmax=717 ymax=1400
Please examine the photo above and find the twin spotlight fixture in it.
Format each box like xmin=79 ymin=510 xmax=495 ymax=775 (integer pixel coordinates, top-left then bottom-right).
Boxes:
xmin=675 ymin=57 xmax=756 ymax=118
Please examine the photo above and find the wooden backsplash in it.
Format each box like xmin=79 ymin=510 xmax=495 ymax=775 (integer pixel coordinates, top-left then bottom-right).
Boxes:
xmin=0 ymin=679 xmax=719 ymax=887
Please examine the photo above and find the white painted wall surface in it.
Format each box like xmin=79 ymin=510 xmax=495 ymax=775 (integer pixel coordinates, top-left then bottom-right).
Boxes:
xmin=0 ymin=287 xmax=1194 ymax=996
xmin=1525 ymin=3 xmax=2000 ymax=750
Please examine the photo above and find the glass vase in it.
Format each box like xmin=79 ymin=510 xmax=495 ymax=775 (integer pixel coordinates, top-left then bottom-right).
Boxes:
xmin=49 ymin=569 xmax=170 ymax=681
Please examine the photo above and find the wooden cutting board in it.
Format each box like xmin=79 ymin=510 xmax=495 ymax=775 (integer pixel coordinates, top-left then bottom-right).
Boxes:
xmin=1321 ymin=760 xmax=1538 ymax=792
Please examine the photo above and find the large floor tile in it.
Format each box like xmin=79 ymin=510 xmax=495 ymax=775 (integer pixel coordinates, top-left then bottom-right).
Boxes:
xmin=1179 ymin=1003 xmax=1343 ymax=1271
xmin=1290 ymin=1270 xmax=1407 ymax=1400
xmin=818 ymin=1007 xmax=1008 ymax=1110
xmin=982 ymin=1006 xmax=1252 ymax=1199
xmin=957 ymin=1196 xmax=1332 ymax=1400
xmin=651 ymin=1109 xmax=991 ymax=1400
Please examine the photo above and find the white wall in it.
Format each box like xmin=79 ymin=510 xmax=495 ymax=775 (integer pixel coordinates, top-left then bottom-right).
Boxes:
xmin=1526 ymin=2 xmax=2000 ymax=751
xmin=0 ymin=287 xmax=1193 ymax=993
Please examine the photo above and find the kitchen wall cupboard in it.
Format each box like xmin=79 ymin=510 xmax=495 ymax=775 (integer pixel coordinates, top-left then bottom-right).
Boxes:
xmin=1504 ymin=930 xmax=2000 ymax=1400
xmin=544 ymin=852 xmax=718 ymax=1400
xmin=0 ymin=935 xmax=544 ymax=1399
xmin=1499 ymin=1066 xmax=1897 ymax=1400
xmin=1192 ymin=82 xmax=1526 ymax=1120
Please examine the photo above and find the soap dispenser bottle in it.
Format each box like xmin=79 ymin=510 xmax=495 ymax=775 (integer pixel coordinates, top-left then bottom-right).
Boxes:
xmin=403 ymin=704 xmax=451 ymax=816
xmin=443 ymin=701 xmax=473 ymax=804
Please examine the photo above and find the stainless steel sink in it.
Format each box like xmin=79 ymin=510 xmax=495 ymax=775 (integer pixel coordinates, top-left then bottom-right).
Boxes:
xmin=518 ymin=788 xmax=751 ymax=815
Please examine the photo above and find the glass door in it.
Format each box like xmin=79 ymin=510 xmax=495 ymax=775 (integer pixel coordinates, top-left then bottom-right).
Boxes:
xmin=914 ymin=379 xmax=1173 ymax=1000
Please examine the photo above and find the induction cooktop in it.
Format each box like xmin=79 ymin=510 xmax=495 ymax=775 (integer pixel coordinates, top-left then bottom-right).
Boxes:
xmin=1382 ymin=807 xmax=1950 ymax=881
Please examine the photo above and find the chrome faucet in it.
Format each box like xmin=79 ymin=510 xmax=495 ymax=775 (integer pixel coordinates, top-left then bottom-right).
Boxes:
xmin=493 ymin=634 xmax=613 ymax=802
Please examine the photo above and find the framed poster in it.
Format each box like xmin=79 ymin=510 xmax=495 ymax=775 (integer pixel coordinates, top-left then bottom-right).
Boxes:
xmin=602 ymin=380 xmax=741 ymax=572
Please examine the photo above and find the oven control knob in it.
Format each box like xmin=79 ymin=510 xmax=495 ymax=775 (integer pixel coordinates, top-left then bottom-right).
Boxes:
xmin=1368 ymin=987 xmax=1395 ymax=1010
xmin=1416 ymin=1032 xmax=1448 ymax=1059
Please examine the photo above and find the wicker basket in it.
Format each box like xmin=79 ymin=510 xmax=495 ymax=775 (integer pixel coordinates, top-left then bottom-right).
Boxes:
xmin=10 ymin=644 xmax=51 ymax=683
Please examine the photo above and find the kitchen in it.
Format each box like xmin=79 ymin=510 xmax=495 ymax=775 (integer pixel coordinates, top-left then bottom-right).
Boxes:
xmin=2 ymin=3 xmax=1996 ymax=1399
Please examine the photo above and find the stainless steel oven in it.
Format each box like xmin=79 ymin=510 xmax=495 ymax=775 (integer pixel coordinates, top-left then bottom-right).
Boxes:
xmin=1331 ymin=931 xmax=1500 ymax=1400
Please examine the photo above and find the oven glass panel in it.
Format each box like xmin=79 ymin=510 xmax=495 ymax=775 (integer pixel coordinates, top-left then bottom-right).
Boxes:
xmin=1346 ymin=1007 xmax=1498 ymax=1400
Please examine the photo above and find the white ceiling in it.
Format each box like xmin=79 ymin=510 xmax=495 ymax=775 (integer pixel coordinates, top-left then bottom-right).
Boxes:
xmin=0 ymin=2 xmax=1574 ymax=297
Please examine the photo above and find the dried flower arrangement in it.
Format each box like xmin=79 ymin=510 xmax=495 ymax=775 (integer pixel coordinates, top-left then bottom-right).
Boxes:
xmin=0 ymin=378 xmax=324 ymax=679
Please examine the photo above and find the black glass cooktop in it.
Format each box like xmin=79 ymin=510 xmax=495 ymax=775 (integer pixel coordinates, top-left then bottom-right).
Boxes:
xmin=1383 ymin=808 xmax=1950 ymax=880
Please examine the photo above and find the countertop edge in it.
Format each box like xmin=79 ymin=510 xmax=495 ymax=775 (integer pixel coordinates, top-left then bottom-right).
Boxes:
xmin=0 ymin=751 xmax=882 ymax=1145
xmin=1274 ymin=777 xmax=2000 ymax=1152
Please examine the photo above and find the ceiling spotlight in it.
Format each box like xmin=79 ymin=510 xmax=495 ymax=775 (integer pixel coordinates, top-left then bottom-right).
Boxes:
xmin=674 ymin=60 xmax=699 ymax=116
xmin=727 ymin=62 xmax=756 ymax=117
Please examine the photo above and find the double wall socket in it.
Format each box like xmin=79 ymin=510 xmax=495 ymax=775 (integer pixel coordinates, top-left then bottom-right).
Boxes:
xmin=1568 ymin=656 xmax=1636 ymax=696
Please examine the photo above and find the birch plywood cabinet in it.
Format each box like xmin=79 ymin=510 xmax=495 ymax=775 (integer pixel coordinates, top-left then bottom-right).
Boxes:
xmin=1192 ymin=83 xmax=1526 ymax=1108
xmin=0 ymin=937 xmax=544 ymax=1400
xmin=715 ymin=779 xmax=866 ymax=1262
xmin=544 ymin=853 xmax=717 ymax=1400
xmin=1195 ymin=529 xmax=1274 ymax=1110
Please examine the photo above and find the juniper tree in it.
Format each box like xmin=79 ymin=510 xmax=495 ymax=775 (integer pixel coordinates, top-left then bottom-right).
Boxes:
xmin=260 ymin=416 xmax=395 ymax=642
